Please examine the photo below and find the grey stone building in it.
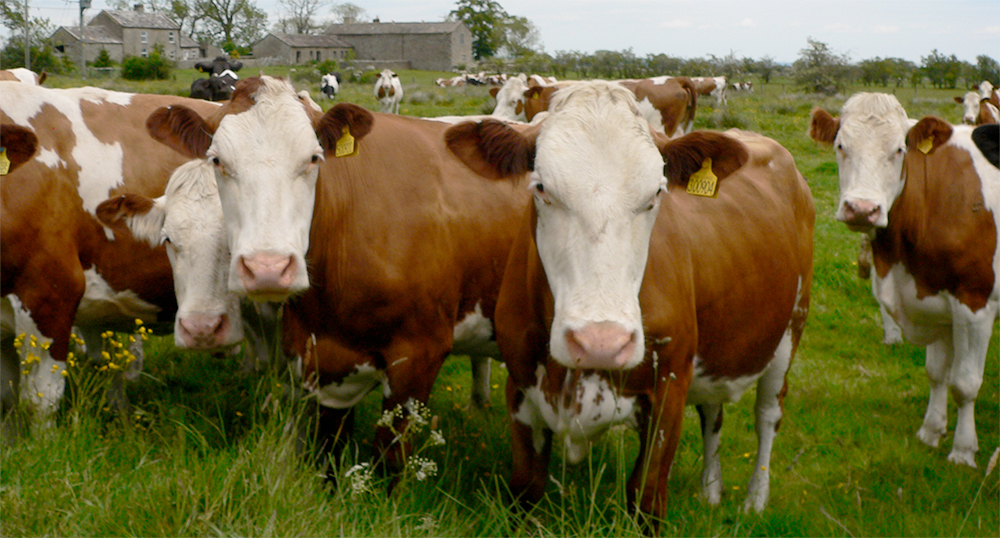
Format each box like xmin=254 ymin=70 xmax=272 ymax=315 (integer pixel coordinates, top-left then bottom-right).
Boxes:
xmin=323 ymin=21 xmax=473 ymax=72
xmin=253 ymin=33 xmax=353 ymax=65
xmin=51 ymin=25 xmax=123 ymax=64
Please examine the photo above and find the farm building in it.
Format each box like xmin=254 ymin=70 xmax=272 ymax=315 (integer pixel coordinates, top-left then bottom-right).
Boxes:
xmin=323 ymin=21 xmax=473 ymax=71
xmin=51 ymin=5 xmax=216 ymax=64
xmin=253 ymin=33 xmax=353 ymax=66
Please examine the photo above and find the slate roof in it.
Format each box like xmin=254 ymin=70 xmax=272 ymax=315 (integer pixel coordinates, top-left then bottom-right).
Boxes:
xmin=179 ymin=33 xmax=199 ymax=48
xmin=268 ymin=33 xmax=352 ymax=48
xmin=55 ymin=25 xmax=121 ymax=44
xmin=100 ymin=9 xmax=178 ymax=30
xmin=324 ymin=22 xmax=465 ymax=36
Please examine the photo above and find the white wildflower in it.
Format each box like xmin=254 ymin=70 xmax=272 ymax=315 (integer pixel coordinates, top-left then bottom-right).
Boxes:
xmin=429 ymin=429 xmax=446 ymax=447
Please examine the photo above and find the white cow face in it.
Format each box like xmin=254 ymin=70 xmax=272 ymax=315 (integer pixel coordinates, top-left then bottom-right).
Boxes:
xmin=490 ymin=75 xmax=529 ymax=122
xmin=956 ymin=91 xmax=982 ymax=125
xmin=812 ymin=93 xmax=911 ymax=231
xmin=206 ymin=77 xmax=324 ymax=301
xmin=531 ymin=83 xmax=666 ymax=370
xmin=96 ymin=160 xmax=243 ymax=349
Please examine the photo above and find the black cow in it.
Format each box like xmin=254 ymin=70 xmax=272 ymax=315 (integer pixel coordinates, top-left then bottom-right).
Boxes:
xmin=189 ymin=71 xmax=239 ymax=101
xmin=194 ymin=56 xmax=243 ymax=76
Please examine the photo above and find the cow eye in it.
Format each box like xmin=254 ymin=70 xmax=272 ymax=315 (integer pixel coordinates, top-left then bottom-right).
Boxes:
xmin=311 ymin=154 xmax=321 ymax=164
xmin=529 ymin=180 xmax=551 ymax=205
xmin=211 ymin=156 xmax=221 ymax=166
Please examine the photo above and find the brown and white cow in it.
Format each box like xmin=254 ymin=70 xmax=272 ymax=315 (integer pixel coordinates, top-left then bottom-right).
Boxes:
xmin=0 ymin=68 xmax=46 ymax=85
xmin=811 ymin=95 xmax=999 ymax=468
xmin=0 ymin=82 xmax=233 ymax=425
xmin=691 ymin=76 xmax=727 ymax=105
xmin=446 ymin=82 xmax=814 ymax=525
xmin=374 ymin=69 xmax=403 ymax=114
xmin=145 ymin=76 xmax=532 ymax=472
xmin=954 ymin=91 xmax=1000 ymax=126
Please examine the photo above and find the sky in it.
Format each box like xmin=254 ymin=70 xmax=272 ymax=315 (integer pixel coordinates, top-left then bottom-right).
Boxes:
xmin=13 ymin=0 xmax=1000 ymax=65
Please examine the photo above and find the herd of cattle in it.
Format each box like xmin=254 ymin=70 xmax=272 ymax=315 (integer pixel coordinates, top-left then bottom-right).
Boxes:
xmin=0 ymin=65 xmax=997 ymax=528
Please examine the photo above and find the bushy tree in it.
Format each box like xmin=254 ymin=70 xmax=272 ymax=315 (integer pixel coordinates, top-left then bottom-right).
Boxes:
xmin=754 ymin=55 xmax=779 ymax=84
xmin=92 ymin=48 xmax=116 ymax=68
xmin=793 ymin=38 xmax=851 ymax=95
xmin=121 ymin=45 xmax=172 ymax=79
xmin=330 ymin=2 xmax=367 ymax=23
xmin=1 ymin=41 xmax=74 ymax=74
xmin=972 ymin=55 xmax=1000 ymax=87
xmin=448 ymin=0 xmax=507 ymax=60
xmin=920 ymin=49 xmax=967 ymax=89
xmin=195 ymin=0 xmax=266 ymax=50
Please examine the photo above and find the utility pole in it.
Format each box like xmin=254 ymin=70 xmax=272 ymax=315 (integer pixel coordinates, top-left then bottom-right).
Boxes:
xmin=79 ymin=0 xmax=90 ymax=78
xmin=23 ymin=0 xmax=29 ymax=69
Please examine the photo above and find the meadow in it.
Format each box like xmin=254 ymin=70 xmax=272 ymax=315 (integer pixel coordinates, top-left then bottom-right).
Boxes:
xmin=2 ymin=67 xmax=997 ymax=537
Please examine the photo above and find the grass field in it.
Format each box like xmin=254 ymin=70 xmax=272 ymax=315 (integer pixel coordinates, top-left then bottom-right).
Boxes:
xmin=2 ymin=68 xmax=998 ymax=537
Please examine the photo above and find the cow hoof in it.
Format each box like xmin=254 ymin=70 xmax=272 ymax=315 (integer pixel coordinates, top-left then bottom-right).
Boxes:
xmin=743 ymin=479 xmax=769 ymax=514
xmin=881 ymin=332 xmax=903 ymax=345
xmin=916 ymin=426 xmax=943 ymax=448
xmin=947 ymin=449 xmax=977 ymax=468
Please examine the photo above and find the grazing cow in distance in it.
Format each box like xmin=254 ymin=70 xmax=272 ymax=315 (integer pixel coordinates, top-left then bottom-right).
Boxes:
xmin=374 ymin=69 xmax=403 ymax=114
xmin=691 ymin=76 xmax=727 ymax=105
xmin=445 ymin=81 xmax=814 ymax=526
xmin=145 ymin=76 xmax=531 ymax=478
xmin=95 ymin=160 xmax=243 ymax=350
xmin=1 ymin=82 xmax=223 ymax=428
xmin=195 ymin=55 xmax=243 ymax=75
xmin=190 ymin=70 xmax=239 ymax=102
xmin=810 ymin=94 xmax=999 ymax=468
xmin=954 ymin=91 xmax=1000 ymax=125
xmin=0 ymin=68 xmax=46 ymax=85
xmin=320 ymin=72 xmax=341 ymax=99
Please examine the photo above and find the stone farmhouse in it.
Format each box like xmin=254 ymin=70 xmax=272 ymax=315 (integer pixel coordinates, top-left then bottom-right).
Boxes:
xmin=51 ymin=5 xmax=220 ymax=65
xmin=254 ymin=20 xmax=473 ymax=71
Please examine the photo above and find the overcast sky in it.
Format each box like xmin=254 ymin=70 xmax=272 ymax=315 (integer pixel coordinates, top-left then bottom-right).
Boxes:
xmin=18 ymin=0 xmax=1000 ymax=65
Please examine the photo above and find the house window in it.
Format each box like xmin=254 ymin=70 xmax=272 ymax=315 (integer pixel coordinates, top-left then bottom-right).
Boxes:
xmin=296 ymin=50 xmax=301 ymax=63
xmin=316 ymin=51 xmax=321 ymax=61
xmin=460 ymin=33 xmax=464 ymax=45
xmin=141 ymin=48 xmax=147 ymax=57
xmin=141 ymin=31 xmax=148 ymax=43
xmin=169 ymin=50 xmax=175 ymax=59
xmin=168 ymin=31 xmax=175 ymax=43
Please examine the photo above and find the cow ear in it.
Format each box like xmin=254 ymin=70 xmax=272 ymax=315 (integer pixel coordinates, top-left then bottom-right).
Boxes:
xmin=489 ymin=87 xmax=500 ymax=99
xmin=954 ymin=96 xmax=965 ymax=104
xmin=906 ymin=116 xmax=952 ymax=155
xmin=147 ymin=105 xmax=213 ymax=159
xmin=1 ymin=124 xmax=38 ymax=173
xmin=96 ymin=194 xmax=166 ymax=246
xmin=316 ymin=103 xmax=375 ymax=156
xmin=972 ymin=124 xmax=999 ymax=169
xmin=445 ymin=119 xmax=538 ymax=181
xmin=524 ymin=87 xmax=542 ymax=100
xmin=808 ymin=107 xmax=840 ymax=145
xmin=655 ymin=130 xmax=748 ymax=189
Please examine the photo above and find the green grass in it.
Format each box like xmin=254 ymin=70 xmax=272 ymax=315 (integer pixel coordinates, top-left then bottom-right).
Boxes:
xmin=2 ymin=73 xmax=998 ymax=537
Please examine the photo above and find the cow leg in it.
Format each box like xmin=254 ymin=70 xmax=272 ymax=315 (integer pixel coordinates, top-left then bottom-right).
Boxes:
xmin=628 ymin=373 xmax=689 ymax=530
xmin=1 ymin=297 xmax=24 ymax=441
xmin=879 ymin=303 xmax=903 ymax=345
xmin=917 ymin=337 xmax=953 ymax=449
xmin=314 ymin=404 xmax=356 ymax=480
xmin=469 ymin=355 xmax=491 ymax=408
xmin=945 ymin=301 xmax=996 ymax=467
xmin=507 ymin=377 xmax=553 ymax=510
xmin=696 ymin=404 xmax=724 ymax=505
xmin=6 ymin=294 xmax=74 ymax=428
xmin=745 ymin=329 xmax=794 ymax=513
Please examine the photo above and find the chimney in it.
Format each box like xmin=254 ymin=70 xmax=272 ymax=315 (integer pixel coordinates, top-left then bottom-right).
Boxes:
xmin=134 ymin=4 xmax=144 ymax=12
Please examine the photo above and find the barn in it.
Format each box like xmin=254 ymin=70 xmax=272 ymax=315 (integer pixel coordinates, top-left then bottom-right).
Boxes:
xmin=253 ymin=33 xmax=354 ymax=66
xmin=323 ymin=21 xmax=473 ymax=71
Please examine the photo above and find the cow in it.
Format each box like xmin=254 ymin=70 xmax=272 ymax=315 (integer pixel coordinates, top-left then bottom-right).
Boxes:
xmin=195 ymin=55 xmax=243 ymax=75
xmin=143 ymin=76 xmax=531 ymax=476
xmin=190 ymin=70 xmax=239 ymax=102
xmin=810 ymin=94 xmax=1000 ymax=468
xmin=489 ymin=74 xmax=530 ymax=122
xmin=808 ymin=93 xmax=915 ymax=345
xmin=374 ymin=69 xmax=403 ymax=114
xmin=0 ymin=68 xmax=46 ymax=85
xmin=94 ymin=160 xmax=242 ymax=350
xmin=444 ymin=81 xmax=814 ymax=527
xmin=0 ymin=82 xmax=227 ymax=429
xmin=954 ymin=91 xmax=1000 ymax=126
xmin=520 ymin=76 xmax=698 ymax=139
xmin=320 ymin=72 xmax=341 ymax=99
xmin=732 ymin=81 xmax=754 ymax=92
xmin=691 ymin=76 xmax=727 ymax=105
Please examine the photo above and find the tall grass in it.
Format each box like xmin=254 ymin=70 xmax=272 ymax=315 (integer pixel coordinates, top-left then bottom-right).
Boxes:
xmin=2 ymin=72 xmax=997 ymax=537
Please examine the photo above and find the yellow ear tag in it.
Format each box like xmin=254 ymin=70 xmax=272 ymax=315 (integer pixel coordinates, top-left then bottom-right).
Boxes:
xmin=0 ymin=149 xmax=10 ymax=176
xmin=686 ymin=157 xmax=718 ymax=197
xmin=917 ymin=137 xmax=933 ymax=155
xmin=335 ymin=126 xmax=358 ymax=158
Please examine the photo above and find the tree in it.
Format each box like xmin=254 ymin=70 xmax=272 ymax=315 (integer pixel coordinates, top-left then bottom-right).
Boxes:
xmin=920 ymin=49 xmax=966 ymax=89
xmin=330 ymin=2 xmax=367 ymax=23
xmin=448 ymin=0 xmax=507 ymax=60
xmin=195 ymin=0 xmax=266 ymax=49
xmin=274 ymin=0 xmax=326 ymax=34
xmin=972 ymin=54 xmax=1000 ymax=87
xmin=755 ymin=55 xmax=778 ymax=84
xmin=499 ymin=15 xmax=540 ymax=59
xmin=1 ymin=0 xmax=54 ymax=47
xmin=793 ymin=38 xmax=851 ymax=95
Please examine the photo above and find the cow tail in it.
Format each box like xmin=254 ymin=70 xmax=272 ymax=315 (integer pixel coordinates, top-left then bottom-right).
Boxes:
xmin=679 ymin=77 xmax=697 ymax=135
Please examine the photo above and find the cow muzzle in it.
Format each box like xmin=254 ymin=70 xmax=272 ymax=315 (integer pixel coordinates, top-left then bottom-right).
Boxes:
xmin=237 ymin=252 xmax=300 ymax=301
xmin=839 ymin=199 xmax=883 ymax=231
xmin=177 ymin=312 xmax=233 ymax=349
xmin=563 ymin=321 xmax=639 ymax=370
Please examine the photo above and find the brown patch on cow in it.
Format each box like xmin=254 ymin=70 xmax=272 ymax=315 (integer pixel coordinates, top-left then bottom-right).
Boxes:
xmin=316 ymin=103 xmax=374 ymax=156
xmin=377 ymin=87 xmax=387 ymax=99
xmin=489 ymin=87 xmax=500 ymax=99
xmin=147 ymin=105 xmax=213 ymax=158
xmin=808 ymin=107 xmax=840 ymax=145
xmin=906 ymin=116 xmax=953 ymax=154
xmin=95 ymin=193 xmax=155 ymax=227
xmin=1 ymin=123 xmax=38 ymax=172
xmin=524 ymin=85 xmax=560 ymax=121
xmin=657 ymin=130 xmax=749 ymax=189
xmin=445 ymin=119 xmax=539 ymax=180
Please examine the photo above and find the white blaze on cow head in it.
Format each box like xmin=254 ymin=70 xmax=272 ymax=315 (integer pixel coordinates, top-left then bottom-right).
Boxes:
xmin=489 ymin=74 xmax=529 ymax=122
xmin=955 ymin=91 xmax=984 ymax=125
xmin=146 ymin=76 xmax=374 ymax=302
xmin=809 ymin=92 xmax=912 ymax=231
xmin=448 ymin=81 xmax=670 ymax=370
xmin=96 ymin=160 xmax=243 ymax=349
